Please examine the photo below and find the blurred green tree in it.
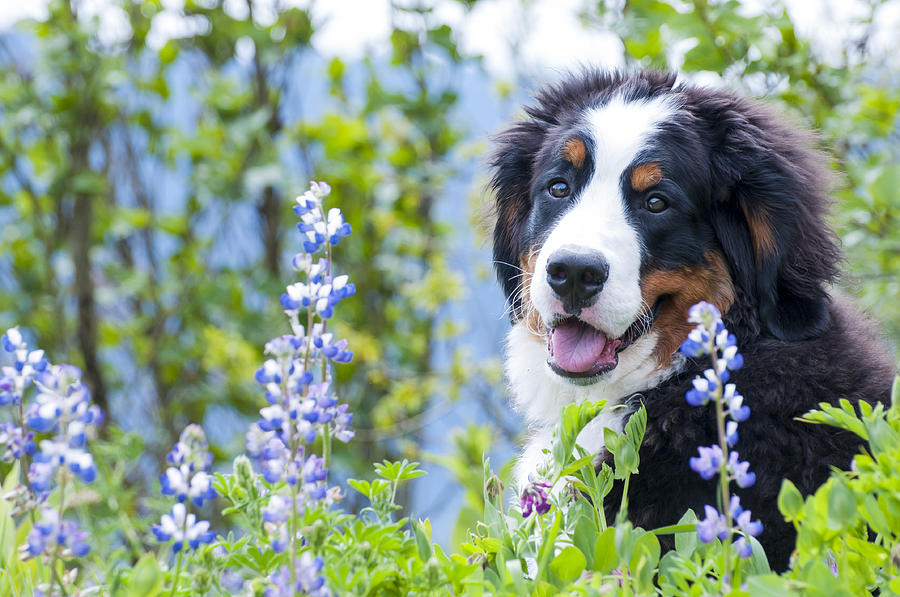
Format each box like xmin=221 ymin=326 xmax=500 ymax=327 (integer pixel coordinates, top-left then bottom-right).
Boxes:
xmin=0 ymin=0 xmax=495 ymax=515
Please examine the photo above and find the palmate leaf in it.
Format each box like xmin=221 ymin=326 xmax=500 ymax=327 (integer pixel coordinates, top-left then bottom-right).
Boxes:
xmin=374 ymin=459 xmax=426 ymax=482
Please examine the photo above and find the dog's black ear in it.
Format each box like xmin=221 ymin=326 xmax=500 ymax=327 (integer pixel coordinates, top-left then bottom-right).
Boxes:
xmin=489 ymin=119 xmax=545 ymax=315
xmin=695 ymin=91 xmax=840 ymax=341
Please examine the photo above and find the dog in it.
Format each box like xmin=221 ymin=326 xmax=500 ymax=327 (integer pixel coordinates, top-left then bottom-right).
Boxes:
xmin=488 ymin=70 xmax=895 ymax=570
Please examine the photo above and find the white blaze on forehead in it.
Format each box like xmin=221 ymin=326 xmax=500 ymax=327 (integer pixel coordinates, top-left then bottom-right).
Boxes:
xmin=530 ymin=94 xmax=678 ymax=338
xmin=584 ymin=94 xmax=676 ymax=183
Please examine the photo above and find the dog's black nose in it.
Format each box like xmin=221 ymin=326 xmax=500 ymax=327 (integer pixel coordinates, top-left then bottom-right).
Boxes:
xmin=546 ymin=247 xmax=609 ymax=313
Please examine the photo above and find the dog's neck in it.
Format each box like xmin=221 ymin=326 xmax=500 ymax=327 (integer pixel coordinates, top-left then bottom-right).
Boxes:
xmin=505 ymin=321 xmax=685 ymax=486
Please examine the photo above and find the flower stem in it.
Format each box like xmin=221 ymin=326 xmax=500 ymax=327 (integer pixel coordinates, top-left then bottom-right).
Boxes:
xmin=710 ymin=350 xmax=733 ymax=585
xmin=50 ymin=472 xmax=69 ymax=597
xmin=168 ymin=548 xmax=184 ymax=597
xmin=322 ymin=424 xmax=332 ymax=470
xmin=17 ymin=400 xmax=30 ymax=486
xmin=619 ymin=473 xmax=631 ymax=517
xmin=289 ymin=481 xmax=299 ymax=590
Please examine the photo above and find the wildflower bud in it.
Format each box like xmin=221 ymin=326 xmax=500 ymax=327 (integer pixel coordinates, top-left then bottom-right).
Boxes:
xmin=357 ymin=540 xmax=373 ymax=560
xmin=484 ymin=474 xmax=503 ymax=502
xmin=305 ymin=519 xmax=329 ymax=552
xmin=249 ymin=577 xmax=269 ymax=597
xmin=234 ymin=455 xmax=255 ymax=492
xmin=424 ymin=556 xmax=443 ymax=587
xmin=192 ymin=566 xmax=213 ymax=594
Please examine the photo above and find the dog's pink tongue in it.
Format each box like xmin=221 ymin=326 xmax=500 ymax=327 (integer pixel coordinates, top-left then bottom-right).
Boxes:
xmin=549 ymin=320 xmax=609 ymax=373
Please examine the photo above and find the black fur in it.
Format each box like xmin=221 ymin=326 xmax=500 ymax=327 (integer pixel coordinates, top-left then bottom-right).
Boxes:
xmin=604 ymin=299 xmax=894 ymax=570
xmin=489 ymin=70 xmax=896 ymax=571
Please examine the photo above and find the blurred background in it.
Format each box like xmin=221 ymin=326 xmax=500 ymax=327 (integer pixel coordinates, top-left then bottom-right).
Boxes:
xmin=0 ymin=0 xmax=897 ymax=547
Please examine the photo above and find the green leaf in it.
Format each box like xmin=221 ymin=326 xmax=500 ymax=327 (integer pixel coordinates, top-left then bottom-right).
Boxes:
xmin=674 ymin=509 xmax=698 ymax=556
xmin=560 ymin=454 xmax=596 ymax=477
xmin=548 ymin=545 xmax=586 ymax=586
xmin=374 ymin=459 xmax=426 ymax=482
xmin=614 ymin=440 xmax=639 ymax=479
xmin=603 ymin=427 xmax=621 ymax=455
xmin=744 ymin=574 xmax=791 ymax=597
xmin=866 ymin=417 xmax=900 ymax=453
xmin=570 ymin=512 xmax=596 ymax=569
xmin=827 ymin=478 xmax=858 ymax=529
xmin=347 ymin=478 xmax=370 ymax=497
xmin=624 ymin=405 xmax=647 ymax=452
xmin=630 ymin=531 xmax=660 ymax=570
xmin=860 ymin=494 xmax=891 ymax=537
xmin=536 ymin=511 xmax=563 ymax=581
xmin=778 ymin=479 xmax=805 ymax=521
xmin=412 ymin=518 xmax=433 ymax=561
xmin=128 ymin=554 xmax=162 ymax=597
xmin=743 ymin=536 xmax=772 ymax=575
xmin=593 ymin=527 xmax=617 ymax=573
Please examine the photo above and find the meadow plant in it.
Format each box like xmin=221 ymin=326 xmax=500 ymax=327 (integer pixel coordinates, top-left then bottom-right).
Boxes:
xmin=3 ymin=182 xmax=900 ymax=596
xmin=0 ymin=328 xmax=103 ymax=596
xmin=680 ymin=302 xmax=762 ymax=583
xmin=243 ymin=180 xmax=355 ymax=595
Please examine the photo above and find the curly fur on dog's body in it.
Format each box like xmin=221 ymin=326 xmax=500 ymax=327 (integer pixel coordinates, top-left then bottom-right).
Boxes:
xmin=489 ymin=70 xmax=895 ymax=571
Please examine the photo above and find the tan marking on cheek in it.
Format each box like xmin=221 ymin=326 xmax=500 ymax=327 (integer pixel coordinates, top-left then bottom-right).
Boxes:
xmin=640 ymin=251 xmax=735 ymax=366
xmin=518 ymin=248 xmax=546 ymax=340
xmin=630 ymin=162 xmax=663 ymax=191
xmin=563 ymin=138 xmax=586 ymax=168
xmin=739 ymin=197 xmax=777 ymax=261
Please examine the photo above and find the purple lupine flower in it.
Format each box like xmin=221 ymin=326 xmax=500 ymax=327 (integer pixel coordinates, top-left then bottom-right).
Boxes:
xmin=266 ymin=553 xmax=330 ymax=597
xmin=18 ymin=363 xmax=103 ymax=494
xmin=724 ymin=384 xmax=749 ymax=422
xmin=262 ymin=494 xmax=296 ymax=553
xmin=167 ymin=423 xmax=214 ymax=472
xmin=520 ymin=473 xmax=552 ymax=517
xmin=1 ymin=328 xmax=49 ymax=404
xmin=725 ymin=421 xmax=739 ymax=446
xmin=685 ymin=370 xmax=718 ymax=406
xmin=679 ymin=326 xmax=710 ymax=358
xmin=332 ymin=404 xmax=354 ymax=443
xmin=325 ymin=208 xmax=352 ymax=245
xmin=728 ymin=451 xmax=756 ymax=488
xmin=697 ymin=505 xmax=729 ymax=543
xmin=246 ymin=181 xmax=355 ymax=574
xmin=152 ymin=503 xmax=215 ymax=553
xmin=160 ymin=425 xmax=217 ymax=506
xmin=689 ymin=445 xmax=724 ymax=480
xmin=730 ymin=496 xmax=763 ymax=537
xmin=681 ymin=301 xmax=762 ymax=555
xmin=24 ymin=507 xmax=90 ymax=558
xmin=0 ymin=422 xmax=35 ymax=462
xmin=734 ymin=536 xmax=753 ymax=558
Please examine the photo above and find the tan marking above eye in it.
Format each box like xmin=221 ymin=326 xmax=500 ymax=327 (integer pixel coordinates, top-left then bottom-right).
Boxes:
xmin=563 ymin=138 xmax=586 ymax=168
xmin=631 ymin=162 xmax=663 ymax=191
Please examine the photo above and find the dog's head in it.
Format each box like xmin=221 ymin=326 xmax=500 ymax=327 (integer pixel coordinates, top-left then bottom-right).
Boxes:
xmin=490 ymin=70 xmax=839 ymax=386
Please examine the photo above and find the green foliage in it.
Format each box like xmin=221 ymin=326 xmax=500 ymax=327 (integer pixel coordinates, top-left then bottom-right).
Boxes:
xmin=0 ymin=0 xmax=494 ymax=518
xmin=1 ymin=1 xmax=899 ymax=595
xmin=769 ymin=378 xmax=900 ymax=594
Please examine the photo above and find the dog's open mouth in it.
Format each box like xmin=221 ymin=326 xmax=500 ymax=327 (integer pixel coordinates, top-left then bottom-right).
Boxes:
xmin=546 ymin=306 xmax=656 ymax=379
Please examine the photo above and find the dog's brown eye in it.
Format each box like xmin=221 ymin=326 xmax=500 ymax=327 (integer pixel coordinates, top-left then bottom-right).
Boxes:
xmin=548 ymin=180 xmax=570 ymax=198
xmin=645 ymin=195 xmax=668 ymax=213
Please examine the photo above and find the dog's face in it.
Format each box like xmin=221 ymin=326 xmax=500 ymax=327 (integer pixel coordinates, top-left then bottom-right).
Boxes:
xmin=492 ymin=71 xmax=838 ymax=392
xmin=522 ymin=94 xmax=730 ymax=384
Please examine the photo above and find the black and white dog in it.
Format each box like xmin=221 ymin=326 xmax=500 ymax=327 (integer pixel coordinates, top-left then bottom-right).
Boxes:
xmin=489 ymin=70 xmax=895 ymax=570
